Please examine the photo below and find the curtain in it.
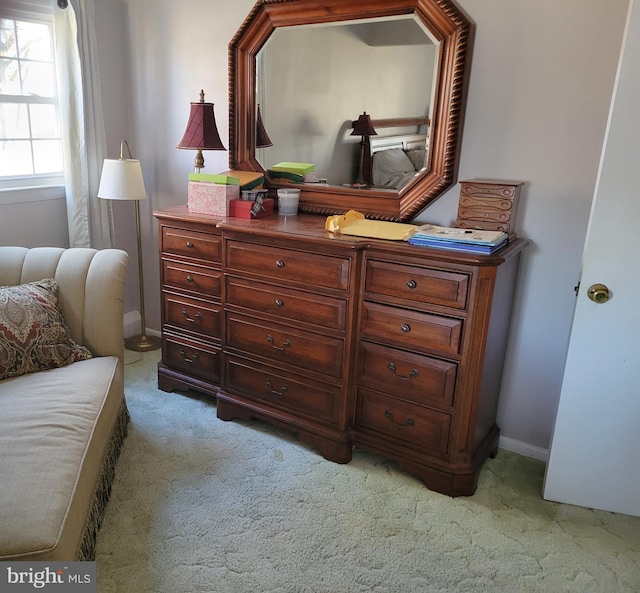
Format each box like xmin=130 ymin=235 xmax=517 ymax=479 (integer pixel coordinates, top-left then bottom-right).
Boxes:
xmin=53 ymin=0 xmax=114 ymax=248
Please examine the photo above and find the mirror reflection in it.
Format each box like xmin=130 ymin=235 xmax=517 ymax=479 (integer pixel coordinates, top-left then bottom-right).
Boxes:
xmin=256 ymin=16 xmax=438 ymax=190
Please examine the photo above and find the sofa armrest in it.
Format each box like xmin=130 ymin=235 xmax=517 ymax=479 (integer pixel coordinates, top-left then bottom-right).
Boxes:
xmin=0 ymin=247 xmax=129 ymax=363
xmin=65 ymin=249 xmax=129 ymax=361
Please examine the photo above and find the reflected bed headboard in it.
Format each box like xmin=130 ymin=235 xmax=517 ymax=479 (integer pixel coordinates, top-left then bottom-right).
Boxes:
xmin=371 ymin=133 xmax=428 ymax=155
xmin=367 ymin=116 xmax=429 ymax=190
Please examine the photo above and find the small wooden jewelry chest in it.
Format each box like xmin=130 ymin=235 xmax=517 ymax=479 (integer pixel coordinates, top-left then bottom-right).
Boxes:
xmin=455 ymin=179 xmax=523 ymax=235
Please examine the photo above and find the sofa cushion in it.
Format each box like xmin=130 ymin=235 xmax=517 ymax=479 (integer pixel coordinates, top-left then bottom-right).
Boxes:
xmin=0 ymin=356 xmax=124 ymax=560
xmin=0 ymin=278 xmax=92 ymax=381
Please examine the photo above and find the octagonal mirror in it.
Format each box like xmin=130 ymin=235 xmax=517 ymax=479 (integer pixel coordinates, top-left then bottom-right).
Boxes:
xmin=229 ymin=0 xmax=473 ymax=221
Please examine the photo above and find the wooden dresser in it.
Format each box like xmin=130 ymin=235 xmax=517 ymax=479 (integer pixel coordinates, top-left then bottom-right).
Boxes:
xmin=154 ymin=206 xmax=527 ymax=496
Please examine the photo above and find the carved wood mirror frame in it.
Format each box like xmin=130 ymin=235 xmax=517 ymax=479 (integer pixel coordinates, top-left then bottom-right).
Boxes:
xmin=229 ymin=0 xmax=473 ymax=221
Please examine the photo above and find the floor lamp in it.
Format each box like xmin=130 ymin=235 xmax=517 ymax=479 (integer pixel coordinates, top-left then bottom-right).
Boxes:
xmin=97 ymin=141 xmax=161 ymax=352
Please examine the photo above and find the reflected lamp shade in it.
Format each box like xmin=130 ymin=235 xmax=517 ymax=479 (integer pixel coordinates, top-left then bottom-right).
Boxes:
xmin=97 ymin=159 xmax=147 ymax=201
xmin=256 ymin=104 xmax=273 ymax=148
xmin=177 ymin=89 xmax=225 ymax=171
xmin=351 ymin=112 xmax=377 ymax=137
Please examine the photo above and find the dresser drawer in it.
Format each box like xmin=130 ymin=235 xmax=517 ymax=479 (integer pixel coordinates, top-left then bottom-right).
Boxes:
xmin=226 ymin=240 xmax=351 ymax=291
xmin=460 ymin=181 xmax=519 ymax=200
xmin=456 ymin=197 xmax=512 ymax=224
xmin=356 ymin=387 xmax=451 ymax=455
xmin=162 ymin=227 xmax=221 ymax=261
xmin=455 ymin=219 xmax=510 ymax=233
xmin=225 ymin=356 xmax=341 ymax=425
xmin=458 ymin=195 xmax=514 ymax=213
xmin=163 ymin=334 xmax=221 ymax=383
xmin=360 ymin=302 xmax=463 ymax=356
xmin=162 ymin=259 xmax=222 ymax=296
xmin=365 ymin=259 xmax=469 ymax=310
xmin=163 ymin=291 xmax=222 ymax=338
xmin=226 ymin=276 xmax=348 ymax=331
xmin=225 ymin=313 xmax=345 ymax=379
xmin=357 ymin=342 xmax=457 ymax=407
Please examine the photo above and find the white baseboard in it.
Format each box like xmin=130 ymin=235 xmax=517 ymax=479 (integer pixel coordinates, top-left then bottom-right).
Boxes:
xmin=499 ymin=436 xmax=549 ymax=462
xmin=123 ymin=310 xmax=161 ymax=339
xmin=123 ymin=310 xmax=140 ymax=338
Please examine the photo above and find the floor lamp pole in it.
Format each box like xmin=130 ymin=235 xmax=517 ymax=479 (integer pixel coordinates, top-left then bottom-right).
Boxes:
xmin=125 ymin=199 xmax=161 ymax=352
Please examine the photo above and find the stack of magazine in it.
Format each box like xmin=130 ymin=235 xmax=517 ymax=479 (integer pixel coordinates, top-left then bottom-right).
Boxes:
xmin=408 ymin=224 xmax=509 ymax=254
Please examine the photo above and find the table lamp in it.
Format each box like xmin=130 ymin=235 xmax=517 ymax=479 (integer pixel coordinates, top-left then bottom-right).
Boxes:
xmin=177 ymin=89 xmax=225 ymax=172
xmin=351 ymin=112 xmax=377 ymax=185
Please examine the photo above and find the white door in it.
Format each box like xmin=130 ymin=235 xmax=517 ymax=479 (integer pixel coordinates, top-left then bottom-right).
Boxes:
xmin=543 ymin=0 xmax=640 ymax=516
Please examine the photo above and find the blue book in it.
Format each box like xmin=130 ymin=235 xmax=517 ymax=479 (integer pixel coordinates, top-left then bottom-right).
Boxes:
xmin=408 ymin=236 xmax=508 ymax=254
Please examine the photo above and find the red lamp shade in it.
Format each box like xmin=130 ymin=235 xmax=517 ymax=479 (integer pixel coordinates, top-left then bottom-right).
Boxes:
xmin=350 ymin=112 xmax=377 ymax=137
xmin=177 ymin=90 xmax=225 ymax=171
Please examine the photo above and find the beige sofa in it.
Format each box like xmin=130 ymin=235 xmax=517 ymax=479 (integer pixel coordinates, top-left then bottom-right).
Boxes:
xmin=0 ymin=246 xmax=129 ymax=561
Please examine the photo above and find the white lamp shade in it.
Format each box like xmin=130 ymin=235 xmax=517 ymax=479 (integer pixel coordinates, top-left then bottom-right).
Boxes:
xmin=97 ymin=159 xmax=147 ymax=200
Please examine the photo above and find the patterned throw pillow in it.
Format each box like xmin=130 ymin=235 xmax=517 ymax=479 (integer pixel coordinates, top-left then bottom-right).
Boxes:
xmin=0 ymin=278 xmax=92 ymax=381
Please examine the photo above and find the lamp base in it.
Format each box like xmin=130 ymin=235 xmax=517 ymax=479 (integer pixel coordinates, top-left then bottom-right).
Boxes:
xmin=125 ymin=333 xmax=162 ymax=352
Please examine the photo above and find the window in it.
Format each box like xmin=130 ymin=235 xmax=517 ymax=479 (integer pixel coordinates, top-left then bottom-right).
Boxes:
xmin=0 ymin=1 xmax=64 ymax=191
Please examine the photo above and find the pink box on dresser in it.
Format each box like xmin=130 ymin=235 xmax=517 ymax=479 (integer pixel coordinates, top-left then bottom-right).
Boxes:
xmin=187 ymin=181 xmax=240 ymax=217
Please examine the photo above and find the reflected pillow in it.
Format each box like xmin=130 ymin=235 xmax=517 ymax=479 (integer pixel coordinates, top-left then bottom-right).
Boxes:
xmin=0 ymin=278 xmax=92 ymax=381
xmin=406 ymin=149 xmax=427 ymax=171
xmin=372 ymin=148 xmax=416 ymax=187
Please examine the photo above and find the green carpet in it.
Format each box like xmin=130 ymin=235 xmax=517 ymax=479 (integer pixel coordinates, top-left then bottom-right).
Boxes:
xmin=96 ymin=352 xmax=640 ymax=592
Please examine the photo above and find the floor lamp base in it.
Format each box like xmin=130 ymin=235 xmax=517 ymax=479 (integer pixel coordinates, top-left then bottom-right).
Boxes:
xmin=125 ymin=334 xmax=162 ymax=352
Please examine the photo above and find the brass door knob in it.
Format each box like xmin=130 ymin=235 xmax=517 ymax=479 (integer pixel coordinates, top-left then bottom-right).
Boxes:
xmin=587 ymin=283 xmax=610 ymax=304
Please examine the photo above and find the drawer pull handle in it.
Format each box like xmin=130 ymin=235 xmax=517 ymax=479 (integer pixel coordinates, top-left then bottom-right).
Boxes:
xmin=275 ymin=299 xmax=284 ymax=308
xmin=266 ymin=378 xmax=289 ymax=396
xmin=181 ymin=308 xmax=201 ymax=323
xmin=275 ymin=259 xmax=285 ymax=268
xmin=186 ymin=241 xmax=194 ymax=248
xmin=406 ymin=280 xmax=417 ymax=290
xmin=387 ymin=362 xmax=419 ymax=381
xmin=384 ymin=410 xmax=415 ymax=427
xmin=267 ymin=334 xmax=291 ymax=351
xmin=179 ymin=348 xmax=199 ymax=363
xmin=186 ymin=275 xmax=194 ymax=283
xmin=400 ymin=324 xmax=411 ymax=333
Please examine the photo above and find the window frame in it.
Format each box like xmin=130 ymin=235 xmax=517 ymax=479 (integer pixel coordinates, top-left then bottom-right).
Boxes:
xmin=0 ymin=0 xmax=65 ymax=203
